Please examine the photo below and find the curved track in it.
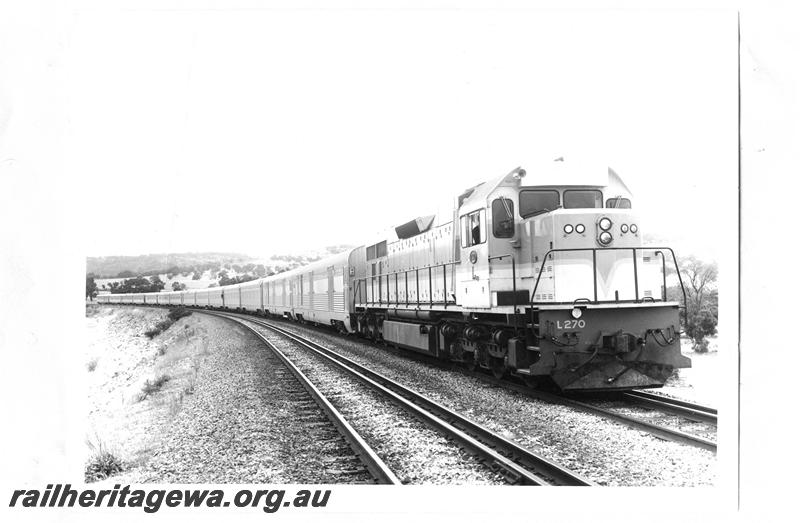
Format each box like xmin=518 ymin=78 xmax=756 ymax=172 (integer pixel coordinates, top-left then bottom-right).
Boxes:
xmin=246 ymin=312 xmax=718 ymax=453
xmin=209 ymin=311 xmax=400 ymax=484
xmin=212 ymin=311 xmax=594 ymax=486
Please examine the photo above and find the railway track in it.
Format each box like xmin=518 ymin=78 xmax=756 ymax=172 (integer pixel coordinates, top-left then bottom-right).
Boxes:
xmin=211 ymin=311 xmax=594 ymax=486
xmin=244 ymin=313 xmax=718 ymax=454
xmin=207 ymin=312 xmax=400 ymax=485
xmin=113 ymin=303 xmax=716 ymax=467
xmin=544 ymin=391 xmax=717 ymax=452
xmin=620 ymin=390 xmax=717 ymax=425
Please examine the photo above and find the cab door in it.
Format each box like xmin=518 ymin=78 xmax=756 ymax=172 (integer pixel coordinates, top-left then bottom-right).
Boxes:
xmin=457 ymin=208 xmax=491 ymax=308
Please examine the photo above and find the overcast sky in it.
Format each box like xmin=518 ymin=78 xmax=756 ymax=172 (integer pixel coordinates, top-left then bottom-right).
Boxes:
xmin=55 ymin=5 xmax=734 ymax=262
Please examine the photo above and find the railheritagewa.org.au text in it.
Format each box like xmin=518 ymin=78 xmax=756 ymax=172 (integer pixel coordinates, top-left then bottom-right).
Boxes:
xmin=8 ymin=484 xmax=331 ymax=513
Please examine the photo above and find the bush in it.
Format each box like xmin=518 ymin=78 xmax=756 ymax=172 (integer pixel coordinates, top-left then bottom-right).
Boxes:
xmin=141 ymin=374 xmax=170 ymax=396
xmin=167 ymin=307 xmax=192 ymax=322
xmin=85 ymin=450 xmax=123 ymax=482
xmin=144 ymin=308 xmax=192 ymax=339
xmin=685 ymin=305 xmax=717 ymax=352
xmin=145 ymin=320 xmax=172 ymax=339
xmin=85 ymin=439 xmax=123 ymax=482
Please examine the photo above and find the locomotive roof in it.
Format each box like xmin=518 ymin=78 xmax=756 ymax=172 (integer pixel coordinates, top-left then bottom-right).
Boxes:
xmin=457 ymin=160 xmax=631 ymax=211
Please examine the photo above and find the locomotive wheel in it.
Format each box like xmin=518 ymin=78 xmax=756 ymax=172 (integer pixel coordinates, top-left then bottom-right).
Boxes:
xmin=489 ymin=357 xmax=506 ymax=380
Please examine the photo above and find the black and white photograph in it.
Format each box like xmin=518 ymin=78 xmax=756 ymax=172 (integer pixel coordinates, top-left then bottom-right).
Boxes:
xmin=1 ymin=0 xmax=793 ymax=521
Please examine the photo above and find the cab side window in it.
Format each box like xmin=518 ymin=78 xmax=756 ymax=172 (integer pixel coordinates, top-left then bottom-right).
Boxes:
xmin=492 ymin=198 xmax=515 ymax=238
xmin=460 ymin=209 xmax=486 ymax=248
xmin=606 ymin=197 xmax=631 ymax=209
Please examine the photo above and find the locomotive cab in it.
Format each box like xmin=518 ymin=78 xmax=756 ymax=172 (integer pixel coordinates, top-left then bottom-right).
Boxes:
xmin=455 ymin=159 xmax=690 ymax=390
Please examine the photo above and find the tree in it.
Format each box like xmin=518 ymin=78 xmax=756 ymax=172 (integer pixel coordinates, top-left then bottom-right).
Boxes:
xmin=191 ymin=271 xmax=202 ymax=280
xmin=113 ymin=277 xmax=152 ymax=293
xmin=116 ymin=270 xmax=136 ymax=278
xmin=236 ymin=274 xmax=257 ymax=284
xmin=149 ymin=275 xmax=165 ymax=292
xmin=218 ymin=272 xmax=237 ymax=287
xmin=86 ymin=275 xmax=98 ymax=300
xmin=668 ymin=256 xmax=718 ymax=352
xmin=172 ymin=282 xmax=187 ymax=291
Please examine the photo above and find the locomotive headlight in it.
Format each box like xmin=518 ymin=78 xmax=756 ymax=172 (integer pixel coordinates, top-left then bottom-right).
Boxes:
xmin=469 ymin=250 xmax=478 ymax=264
xmin=575 ymin=224 xmax=585 ymax=234
xmin=599 ymin=217 xmax=612 ymax=231
xmin=630 ymin=224 xmax=638 ymax=233
xmin=563 ymin=224 xmax=574 ymax=234
xmin=621 ymin=224 xmax=629 ymax=233
xmin=571 ymin=307 xmax=583 ymax=319
xmin=598 ymin=231 xmax=613 ymax=245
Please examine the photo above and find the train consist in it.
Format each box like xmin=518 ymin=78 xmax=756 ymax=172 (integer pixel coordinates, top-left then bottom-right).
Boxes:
xmin=99 ymin=159 xmax=690 ymax=391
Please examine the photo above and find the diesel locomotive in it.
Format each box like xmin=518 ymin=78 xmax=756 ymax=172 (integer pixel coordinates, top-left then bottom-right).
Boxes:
xmin=99 ymin=158 xmax=691 ymax=391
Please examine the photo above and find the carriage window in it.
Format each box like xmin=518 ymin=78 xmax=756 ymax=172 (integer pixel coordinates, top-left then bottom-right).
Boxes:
xmin=460 ymin=209 xmax=486 ymax=247
xmin=519 ymin=190 xmax=559 ymax=218
xmin=564 ymin=190 xmax=602 ymax=209
xmin=606 ymin=197 xmax=631 ymax=209
xmin=492 ymin=198 xmax=515 ymax=238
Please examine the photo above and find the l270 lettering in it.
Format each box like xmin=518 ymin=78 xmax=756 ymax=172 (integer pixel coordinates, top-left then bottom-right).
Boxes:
xmin=556 ymin=319 xmax=586 ymax=329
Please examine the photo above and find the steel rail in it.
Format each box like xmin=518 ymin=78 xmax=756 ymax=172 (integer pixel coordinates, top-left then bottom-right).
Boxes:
xmin=199 ymin=311 xmax=400 ymax=485
xmin=621 ymin=391 xmax=717 ymax=425
xmin=224 ymin=313 xmax=594 ymax=486
xmin=528 ymin=389 xmax=717 ymax=453
xmin=259 ymin=314 xmax=717 ymax=454
xmin=626 ymin=390 xmax=717 ymax=414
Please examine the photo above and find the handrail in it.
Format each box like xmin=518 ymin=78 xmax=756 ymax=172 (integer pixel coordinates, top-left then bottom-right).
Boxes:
xmin=529 ymin=247 xmax=688 ymax=315
xmin=356 ymin=261 xmax=460 ymax=307
xmin=655 ymin=250 xmax=688 ymax=328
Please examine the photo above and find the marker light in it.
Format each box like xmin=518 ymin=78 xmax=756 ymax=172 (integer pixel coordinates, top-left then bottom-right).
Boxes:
xmin=630 ymin=224 xmax=638 ymax=233
xmin=564 ymin=224 xmax=574 ymax=234
xmin=571 ymin=307 xmax=583 ymax=319
xmin=575 ymin=224 xmax=585 ymax=234
xmin=598 ymin=231 xmax=613 ymax=245
xmin=621 ymin=224 xmax=629 ymax=233
xmin=599 ymin=217 xmax=612 ymax=231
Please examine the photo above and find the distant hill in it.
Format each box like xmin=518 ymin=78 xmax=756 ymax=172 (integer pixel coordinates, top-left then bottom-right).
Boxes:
xmin=86 ymin=252 xmax=257 ymax=278
xmin=86 ymin=246 xmax=357 ymax=282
